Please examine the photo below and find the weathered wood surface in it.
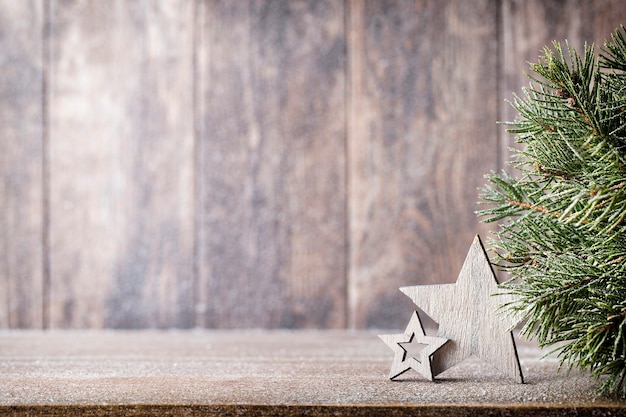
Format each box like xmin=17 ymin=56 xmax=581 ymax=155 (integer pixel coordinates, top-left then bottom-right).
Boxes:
xmin=0 ymin=0 xmax=44 ymax=328
xmin=195 ymin=1 xmax=347 ymax=328
xmin=47 ymin=1 xmax=196 ymax=328
xmin=347 ymin=0 xmax=500 ymax=329
xmin=1 ymin=1 xmax=626 ymax=329
xmin=1 ymin=331 xmax=625 ymax=416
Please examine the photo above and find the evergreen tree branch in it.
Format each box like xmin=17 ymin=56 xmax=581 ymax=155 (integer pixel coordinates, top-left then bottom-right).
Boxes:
xmin=478 ymin=26 xmax=626 ymax=397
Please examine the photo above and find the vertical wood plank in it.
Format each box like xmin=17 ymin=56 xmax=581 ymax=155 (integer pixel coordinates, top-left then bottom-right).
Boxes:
xmin=348 ymin=0 xmax=500 ymax=329
xmin=196 ymin=0 xmax=347 ymax=328
xmin=48 ymin=0 xmax=195 ymax=328
xmin=0 ymin=0 xmax=44 ymax=328
xmin=500 ymin=0 xmax=626 ymax=168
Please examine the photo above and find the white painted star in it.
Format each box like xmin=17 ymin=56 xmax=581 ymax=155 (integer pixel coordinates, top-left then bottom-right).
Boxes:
xmin=400 ymin=235 xmax=524 ymax=383
xmin=379 ymin=311 xmax=448 ymax=381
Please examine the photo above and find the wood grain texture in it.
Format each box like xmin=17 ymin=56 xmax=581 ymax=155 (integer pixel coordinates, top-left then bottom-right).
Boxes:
xmin=347 ymin=0 xmax=500 ymax=329
xmin=47 ymin=0 xmax=195 ymax=328
xmin=378 ymin=310 xmax=448 ymax=381
xmin=499 ymin=0 xmax=626 ymax=169
xmin=400 ymin=235 xmax=524 ymax=383
xmin=2 ymin=330 xmax=625 ymax=414
xmin=196 ymin=0 xmax=347 ymax=328
xmin=0 ymin=0 xmax=44 ymax=328
xmin=3 ymin=0 xmax=626 ymax=330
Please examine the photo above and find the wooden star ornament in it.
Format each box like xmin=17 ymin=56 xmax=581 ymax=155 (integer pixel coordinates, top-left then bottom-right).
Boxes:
xmin=379 ymin=311 xmax=448 ymax=381
xmin=400 ymin=235 xmax=525 ymax=383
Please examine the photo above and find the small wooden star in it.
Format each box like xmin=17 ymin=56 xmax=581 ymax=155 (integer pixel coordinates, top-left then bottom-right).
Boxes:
xmin=400 ymin=235 xmax=525 ymax=383
xmin=378 ymin=311 xmax=448 ymax=381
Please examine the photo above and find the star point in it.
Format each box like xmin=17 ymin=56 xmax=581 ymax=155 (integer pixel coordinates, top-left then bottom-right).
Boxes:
xmin=400 ymin=234 xmax=524 ymax=383
xmin=378 ymin=311 xmax=448 ymax=381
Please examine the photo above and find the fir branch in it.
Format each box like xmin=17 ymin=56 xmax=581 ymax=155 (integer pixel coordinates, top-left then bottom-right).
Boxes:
xmin=478 ymin=26 xmax=626 ymax=397
xmin=506 ymin=198 xmax=561 ymax=217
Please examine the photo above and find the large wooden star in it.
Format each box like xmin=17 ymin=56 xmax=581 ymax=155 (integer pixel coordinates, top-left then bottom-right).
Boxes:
xmin=378 ymin=311 xmax=448 ymax=381
xmin=400 ymin=235 xmax=524 ymax=383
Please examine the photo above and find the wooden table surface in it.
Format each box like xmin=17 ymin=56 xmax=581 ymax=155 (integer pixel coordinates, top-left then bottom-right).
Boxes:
xmin=1 ymin=330 xmax=625 ymax=416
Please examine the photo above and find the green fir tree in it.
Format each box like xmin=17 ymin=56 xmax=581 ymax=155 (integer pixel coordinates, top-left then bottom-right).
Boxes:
xmin=478 ymin=26 xmax=626 ymax=397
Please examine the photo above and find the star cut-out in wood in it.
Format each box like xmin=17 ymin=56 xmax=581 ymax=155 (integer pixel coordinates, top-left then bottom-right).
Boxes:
xmin=400 ymin=235 xmax=524 ymax=383
xmin=378 ymin=311 xmax=448 ymax=381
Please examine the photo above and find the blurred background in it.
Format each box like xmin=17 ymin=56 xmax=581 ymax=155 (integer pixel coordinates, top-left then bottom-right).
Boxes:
xmin=1 ymin=0 xmax=625 ymax=330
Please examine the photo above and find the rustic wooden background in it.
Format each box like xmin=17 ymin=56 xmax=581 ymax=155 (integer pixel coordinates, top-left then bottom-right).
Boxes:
xmin=1 ymin=0 xmax=625 ymax=329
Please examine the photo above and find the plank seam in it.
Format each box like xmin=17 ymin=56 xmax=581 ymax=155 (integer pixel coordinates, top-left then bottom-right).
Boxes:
xmin=343 ymin=0 xmax=350 ymax=330
xmin=495 ymin=0 xmax=504 ymax=173
xmin=41 ymin=0 xmax=52 ymax=330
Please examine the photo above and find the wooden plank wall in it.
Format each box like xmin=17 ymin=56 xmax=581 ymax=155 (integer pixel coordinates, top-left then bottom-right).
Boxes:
xmin=348 ymin=0 xmax=500 ymax=328
xmin=195 ymin=1 xmax=347 ymax=328
xmin=0 ymin=0 xmax=625 ymax=329
xmin=0 ymin=0 xmax=45 ymax=328
xmin=47 ymin=1 xmax=196 ymax=329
